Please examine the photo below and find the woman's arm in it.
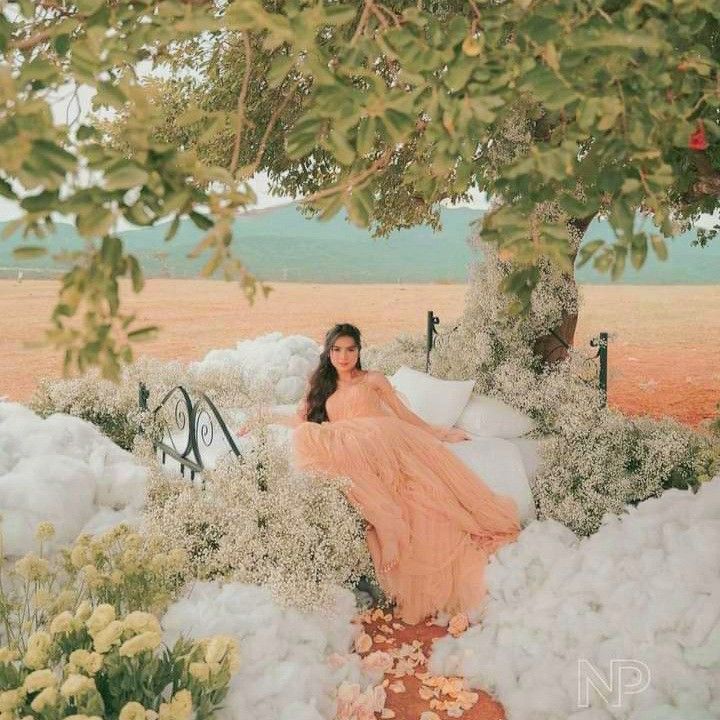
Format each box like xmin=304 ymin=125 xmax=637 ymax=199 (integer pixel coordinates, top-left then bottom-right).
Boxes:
xmin=369 ymin=372 xmax=465 ymax=442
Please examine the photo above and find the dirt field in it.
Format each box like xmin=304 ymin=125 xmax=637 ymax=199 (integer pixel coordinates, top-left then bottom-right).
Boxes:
xmin=1 ymin=279 xmax=718 ymax=426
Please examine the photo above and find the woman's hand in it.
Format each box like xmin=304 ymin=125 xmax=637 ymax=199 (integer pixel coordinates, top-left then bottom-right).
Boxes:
xmin=444 ymin=427 xmax=471 ymax=443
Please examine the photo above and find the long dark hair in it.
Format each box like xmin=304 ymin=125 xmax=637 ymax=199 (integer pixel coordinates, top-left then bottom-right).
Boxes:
xmin=305 ymin=323 xmax=363 ymax=423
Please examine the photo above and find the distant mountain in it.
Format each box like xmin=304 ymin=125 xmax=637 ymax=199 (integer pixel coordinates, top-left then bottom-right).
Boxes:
xmin=1 ymin=203 xmax=718 ymax=284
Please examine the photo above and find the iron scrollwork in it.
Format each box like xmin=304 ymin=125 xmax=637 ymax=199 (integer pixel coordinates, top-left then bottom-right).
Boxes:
xmin=139 ymin=383 xmax=241 ymax=480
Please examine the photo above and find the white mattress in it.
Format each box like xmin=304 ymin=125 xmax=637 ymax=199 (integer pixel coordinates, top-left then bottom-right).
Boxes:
xmin=449 ymin=433 xmax=537 ymax=523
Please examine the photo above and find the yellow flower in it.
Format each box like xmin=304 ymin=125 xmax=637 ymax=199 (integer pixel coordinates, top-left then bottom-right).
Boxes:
xmin=0 ymin=648 xmax=19 ymax=664
xmin=64 ymin=715 xmax=102 ymax=720
xmin=30 ymin=686 xmax=57 ymax=712
xmin=86 ymin=604 xmax=115 ymax=636
xmin=35 ymin=522 xmax=55 ymax=541
xmin=75 ymin=601 xmax=93 ymax=622
xmin=159 ymin=690 xmax=192 ymax=720
xmin=23 ymin=632 xmax=51 ymax=670
xmin=188 ymin=662 xmax=210 ymax=682
xmin=14 ymin=554 xmax=50 ymax=581
xmin=118 ymin=632 xmax=162 ymax=658
xmin=81 ymin=565 xmax=101 ymax=588
xmin=49 ymin=611 xmax=74 ymax=635
xmin=124 ymin=611 xmax=161 ymax=636
xmin=60 ymin=674 xmax=96 ymax=699
xmin=204 ymin=635 xmax=237 ymax=665
xmin=0 ymin=689 xmax=25 ymax=713
xmin=23 ymin=669 xmax=57 ymax=693
xmin=93 ymin=620 xmax=125 ymax=654
xmin=119 ymin=702 xmax=147 ymax=720
xmin=68 ymin=650 xmax=104 ymax=675
xmin=70 ymin=545 xmax=92 ymax=569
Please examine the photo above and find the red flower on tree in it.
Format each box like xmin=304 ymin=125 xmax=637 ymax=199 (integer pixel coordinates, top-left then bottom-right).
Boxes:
xmin=689 ymin=121 xmax=708 ymax=151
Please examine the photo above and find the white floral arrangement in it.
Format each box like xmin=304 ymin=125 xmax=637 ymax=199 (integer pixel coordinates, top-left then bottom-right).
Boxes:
xmin=144 ymin=427 xmax=375 ymax=611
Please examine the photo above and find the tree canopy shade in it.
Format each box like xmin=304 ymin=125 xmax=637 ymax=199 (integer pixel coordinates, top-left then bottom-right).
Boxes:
xmin=1 ymin=0 xmax=718 ymax=377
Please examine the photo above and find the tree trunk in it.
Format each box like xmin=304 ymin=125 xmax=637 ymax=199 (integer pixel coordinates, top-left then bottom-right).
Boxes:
xmin=532 ymin=216 xmax=594 ymax=364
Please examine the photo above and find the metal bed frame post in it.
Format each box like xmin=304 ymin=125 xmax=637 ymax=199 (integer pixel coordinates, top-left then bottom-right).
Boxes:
xmin=426 ymin=310 xmax=609 ymax=405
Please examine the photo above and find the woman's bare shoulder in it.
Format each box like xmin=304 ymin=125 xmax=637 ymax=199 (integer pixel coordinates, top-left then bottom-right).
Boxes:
xmin=364 ymin=370 xmax=390 ymax=387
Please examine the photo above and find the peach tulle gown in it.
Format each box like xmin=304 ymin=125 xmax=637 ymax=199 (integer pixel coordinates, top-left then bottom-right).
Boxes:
xmin=292 ymin=370 xmax=522 ymax=624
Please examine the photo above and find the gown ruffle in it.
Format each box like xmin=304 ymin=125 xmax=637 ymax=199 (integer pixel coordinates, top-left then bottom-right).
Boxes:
xmin=292 ymin=371 xmax=521 ymax=624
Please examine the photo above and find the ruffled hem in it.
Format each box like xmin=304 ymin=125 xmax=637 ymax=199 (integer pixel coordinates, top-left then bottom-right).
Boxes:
xmin=293 ymin=413 xmax=522 ymax=624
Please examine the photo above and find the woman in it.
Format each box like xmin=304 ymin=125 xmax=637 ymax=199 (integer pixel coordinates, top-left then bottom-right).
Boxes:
xmin=241 ymin=323 xmax=521 ymax=624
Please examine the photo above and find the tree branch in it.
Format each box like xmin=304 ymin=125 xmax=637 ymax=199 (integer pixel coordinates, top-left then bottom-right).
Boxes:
xmin=229 ymin=33 xmax=253 ymax=178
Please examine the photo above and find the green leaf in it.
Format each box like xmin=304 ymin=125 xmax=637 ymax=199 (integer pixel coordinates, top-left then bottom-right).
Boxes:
xmin=76 ymin=0 xmax=105 ymax=12
xmin=267 ymin=54 xmax=295 ymax=87
xmin=323 ymin=4 xmax=357 ymax=25
xmin=77 ymin=206 xmax=114 ymax=238
xmin=127 ymin=255 xmax=144 ymax=292
xmin=105 ymin=163 xmax=149 ymax=190
xmin=577 ymin=239 xmax=605 ymax=267
xmin=630 ymin=235 xmax=647 ymax=270
xmin=127 ymin=325 xmax=159 ymax=341
xmin=325 ymin=128 xmax=355 ymax=165
xmin=176 ymin=104 xmax=206 ymax=128
xmin=356 ymin=117 xmax=376 ymax=156
xmin=189 ymin=211 xmax=214 ymax=231
xmin=33 ymin=139 xmax=76 ymax=173
xmin=12 ymin=245 xmax=47 ymax=259
xmin=381 ymin=109 xmax=414 ymax=142
xmin=611 ymin=245 xmax=627 ymax=281
xmin=164 ymin=215 xmax=181 ymax=242
xmin=20 ymin=190 xmax=59 ymax=213
xmin=650 ymin=235 xmax=668 ymax=261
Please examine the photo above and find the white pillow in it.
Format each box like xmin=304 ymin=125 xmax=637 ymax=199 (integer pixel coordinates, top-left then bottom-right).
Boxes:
xmin=456 ymin=394 xmax=535 ymax=439
xmin=389 ymin=366 xmax=474 ymax=427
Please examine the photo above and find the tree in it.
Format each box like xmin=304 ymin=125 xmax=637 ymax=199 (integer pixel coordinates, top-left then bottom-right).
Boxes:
xmin=2 ymin=0 xmax=718 ymax=376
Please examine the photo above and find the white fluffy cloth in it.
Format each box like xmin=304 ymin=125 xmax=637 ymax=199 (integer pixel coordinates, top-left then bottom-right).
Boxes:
xmin=191 ymin=332 xmax=321 ymax=403
xmin=162 ymin=582 xmax=373 ymax=720
xmin=0 ymin=401 xmax=146 ymax=556
xmin=428 ymin=476 xmax=720 ymax=720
